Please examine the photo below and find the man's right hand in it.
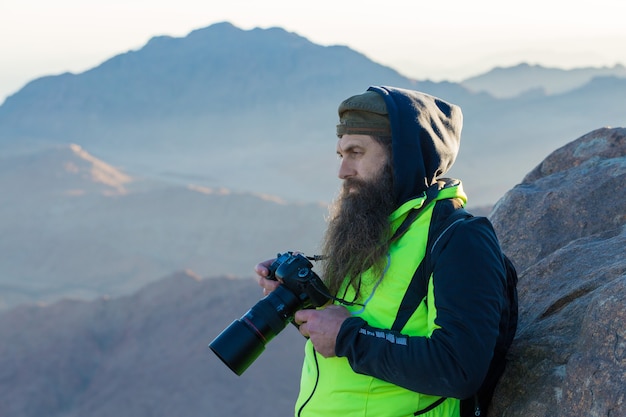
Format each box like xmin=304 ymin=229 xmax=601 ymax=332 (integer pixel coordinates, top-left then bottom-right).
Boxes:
xmin=255 ymin=258 xmax=280 ymax=296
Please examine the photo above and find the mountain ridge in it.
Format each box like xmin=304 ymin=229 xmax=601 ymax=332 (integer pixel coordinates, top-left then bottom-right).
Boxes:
xmin=1 ymin=22 xmax=623 ymax=207
xmin=461 ymin=62 xmax=626 ymax=98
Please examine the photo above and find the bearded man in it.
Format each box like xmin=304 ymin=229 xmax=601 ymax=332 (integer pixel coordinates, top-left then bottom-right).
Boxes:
xmin=256 ymin=86 xmax=512 ymax=417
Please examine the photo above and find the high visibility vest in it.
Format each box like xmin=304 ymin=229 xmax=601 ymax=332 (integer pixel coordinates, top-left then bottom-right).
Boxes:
xmin=295 ymin=184 xmax=466 ymax=417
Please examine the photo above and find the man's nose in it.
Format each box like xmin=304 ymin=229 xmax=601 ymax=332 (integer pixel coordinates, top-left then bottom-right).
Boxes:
xmin=338 ymin=159 xmax=355 ymax=179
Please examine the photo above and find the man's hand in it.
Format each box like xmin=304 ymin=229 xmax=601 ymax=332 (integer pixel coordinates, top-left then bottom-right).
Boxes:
xmin=254 ymin=259 xmax=280 ymax=296
xmin=295 ymin=305 xmax=352 ymax=357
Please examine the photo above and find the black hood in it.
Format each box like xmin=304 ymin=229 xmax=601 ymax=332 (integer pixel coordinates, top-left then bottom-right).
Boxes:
xmin=368 ymin=86 xmax=463 ymax=206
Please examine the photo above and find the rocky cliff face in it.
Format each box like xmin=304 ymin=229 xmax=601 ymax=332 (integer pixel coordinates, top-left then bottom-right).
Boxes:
xmin=489 ymin=127 xmax=626 ymax=416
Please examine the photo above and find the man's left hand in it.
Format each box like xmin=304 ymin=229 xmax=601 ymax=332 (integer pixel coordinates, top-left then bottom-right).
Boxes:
xmin=294 ymin=305 xmax=352 ymax=357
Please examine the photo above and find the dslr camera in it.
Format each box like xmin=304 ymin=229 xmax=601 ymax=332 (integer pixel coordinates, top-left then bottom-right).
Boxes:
xmin=209 ymin=252 xmax=330 ymax=375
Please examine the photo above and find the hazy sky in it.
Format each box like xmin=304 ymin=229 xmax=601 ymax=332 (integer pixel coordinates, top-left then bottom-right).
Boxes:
xmin=1 ymin=0 xmax=625 ymax=103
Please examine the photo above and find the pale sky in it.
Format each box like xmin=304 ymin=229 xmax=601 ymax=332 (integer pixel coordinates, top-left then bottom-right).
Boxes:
xmin=1 ymin=0 xmax=626 ymax=104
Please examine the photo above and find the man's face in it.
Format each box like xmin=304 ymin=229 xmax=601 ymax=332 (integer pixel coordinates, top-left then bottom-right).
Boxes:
xmin=336 ymin=134 xmax=389 ymax=192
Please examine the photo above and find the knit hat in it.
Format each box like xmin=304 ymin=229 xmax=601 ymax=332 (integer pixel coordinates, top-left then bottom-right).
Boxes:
xmin=336 ymin=90 xmax=391 ymax=137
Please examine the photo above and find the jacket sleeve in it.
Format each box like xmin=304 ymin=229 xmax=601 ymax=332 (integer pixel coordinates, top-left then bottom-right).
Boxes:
xmin=334 ymin=217 xmax=507 ymax=399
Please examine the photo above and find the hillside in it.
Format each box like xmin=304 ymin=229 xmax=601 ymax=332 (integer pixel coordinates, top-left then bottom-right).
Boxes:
xmin=0 ymin=271 xmax=305 ymax=417
xmin=0 ymin=143 xmax=327 ymax=310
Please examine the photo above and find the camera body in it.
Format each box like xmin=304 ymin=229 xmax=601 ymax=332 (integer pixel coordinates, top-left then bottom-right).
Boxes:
xmin=209 ymin=252 xmax=330 ymax=375
xmin=266 ymin=252 xmax=330 ymax=309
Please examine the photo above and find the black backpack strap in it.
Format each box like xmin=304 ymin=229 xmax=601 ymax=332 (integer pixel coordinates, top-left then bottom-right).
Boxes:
xmin=391 ymin=200 xmax=472 ymax=332
xmin=390 ymin=184 xmax=441 ymax=243
xmin=390 ymin=199 xmax=518 ymax=417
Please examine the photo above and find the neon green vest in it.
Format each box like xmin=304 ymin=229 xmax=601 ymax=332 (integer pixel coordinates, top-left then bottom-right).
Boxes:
xmin=295 ymin=184 xmax=466 ymax=417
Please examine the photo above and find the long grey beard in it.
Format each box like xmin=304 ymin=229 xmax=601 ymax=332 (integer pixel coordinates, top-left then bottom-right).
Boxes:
xmin=320 ymin=164 xmax=395 ymax=298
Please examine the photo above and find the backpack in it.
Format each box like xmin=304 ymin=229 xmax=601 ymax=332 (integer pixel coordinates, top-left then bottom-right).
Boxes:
xmin=393 ymin=200 xmax=519 ymax=417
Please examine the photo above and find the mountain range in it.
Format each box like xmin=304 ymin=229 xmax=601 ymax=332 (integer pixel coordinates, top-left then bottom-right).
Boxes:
xmin=1 ymin=21 xmax=625 ymax=207
xmin=462 ymin=62 xmax=626 ymax=98
xmin=0 ymin=20 xmax=624 ymax=312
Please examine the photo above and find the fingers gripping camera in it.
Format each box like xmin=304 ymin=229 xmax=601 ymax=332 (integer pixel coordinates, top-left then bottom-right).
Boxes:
xmin=209 ymin=252 xmax=331 ymax=375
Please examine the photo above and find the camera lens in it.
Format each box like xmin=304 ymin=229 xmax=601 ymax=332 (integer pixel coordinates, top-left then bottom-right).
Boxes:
xmin=209 ymin=285 xmax=302 ymax=375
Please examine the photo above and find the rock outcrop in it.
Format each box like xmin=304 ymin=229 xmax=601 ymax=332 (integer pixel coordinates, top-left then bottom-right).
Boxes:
xmin=489 ymin=127 xmax=626 ymax=416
